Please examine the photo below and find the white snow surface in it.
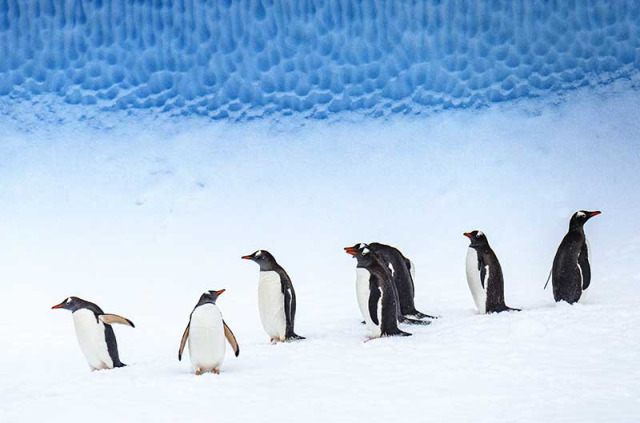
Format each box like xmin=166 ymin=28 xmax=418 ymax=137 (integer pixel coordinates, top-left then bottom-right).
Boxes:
xmin=1 ymin=82 xmax=640 ymax=422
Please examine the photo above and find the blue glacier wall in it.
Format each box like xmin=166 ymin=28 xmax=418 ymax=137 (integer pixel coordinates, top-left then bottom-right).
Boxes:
xmin=1 ymin=0 xmax=639 ymax=120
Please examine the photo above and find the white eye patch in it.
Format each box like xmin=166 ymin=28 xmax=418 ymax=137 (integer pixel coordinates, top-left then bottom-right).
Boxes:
xmin=66 ymin=297 xmax=72 ymax=304
xmin=256 ymin=250 xmax=262 ymax=257
xmin=576 ymin=212 xmax=586 ymax=218
xmin=477 ymin=231 xmax=484 ymax=237
xmin=358 ymin=243 xmax=365 ymax=249
xmin=362 ymin=248 xmax=370 ymax=255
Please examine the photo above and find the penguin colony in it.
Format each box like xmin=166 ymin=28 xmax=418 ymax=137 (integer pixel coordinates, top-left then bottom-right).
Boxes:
xmin=52 ymin=210 xmax=600 ymax=374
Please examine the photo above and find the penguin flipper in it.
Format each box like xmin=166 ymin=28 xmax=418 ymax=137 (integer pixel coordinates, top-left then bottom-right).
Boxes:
xmin=178 ymin=323 xmax=190 ymax=361
xmin=223 ymin=320 xmax=240 ymax=357
xmin=368 ymin=282 xmax=381 ymax=326
xmin=99 ymin=314 xmax=135 ymax=328
xmin=578 ymin=242 xmax=591 ymax=290
xmin=280 ymin=274 xmax=299 ymax=339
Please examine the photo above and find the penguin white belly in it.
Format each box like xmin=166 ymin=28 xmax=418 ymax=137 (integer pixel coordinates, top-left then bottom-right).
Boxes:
xmin=465 ymin=248 xmax=487 ymax=314
xmin=258 ymin=271 xmax=286 ymax=340
xmin=355 ymin=268 xmax=382 ymax=337
xmin=188 ymin=304 xmax=225 ymax=371
xmin=72 ymin=309 xmax=113 ymax=370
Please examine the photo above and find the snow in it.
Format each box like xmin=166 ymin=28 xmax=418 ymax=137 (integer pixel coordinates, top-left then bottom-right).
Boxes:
xmin=1 ymin=0 xmax=639 ymax=119
xmin=1 ymin=79 xmax=639 ymax=422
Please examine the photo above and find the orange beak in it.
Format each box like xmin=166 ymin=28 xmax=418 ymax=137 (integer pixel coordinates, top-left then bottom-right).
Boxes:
xmin=588 ymin=211 xmax=602 ymax=217
xmin=241 ymin=255 xmax=253 ymax=260
xmin=51 ymin=302 xmax=65 ymax=309
xmin=463 ymin=232 xmax=472 ymax=238
xmin=215 ymin=289 xmax=226 ymax=295
xmin=344 ymin=246 xmax=357 ymax=256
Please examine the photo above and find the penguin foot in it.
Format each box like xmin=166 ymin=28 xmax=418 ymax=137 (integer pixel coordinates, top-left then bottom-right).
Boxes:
xmin=213 ymin=368 xmax=220 ymax=375
xmin=401 ymin=317 xmax=432 ymax=326
xmin=285 ymin=334 xmax=306 ymax=342
xmin=195 ymin=369 xmax=203 ymax=376
xmin=383 ymin=330 xmax=412 ymax=337
xmin=411 ymin=311 xmax=438 ymax=320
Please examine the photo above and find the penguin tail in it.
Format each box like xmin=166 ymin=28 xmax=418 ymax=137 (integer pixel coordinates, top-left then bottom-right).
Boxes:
xmin=506 ymin=306 xmax=521 ymax=312
xmin=285 ymin=333 xmax=306 ymax=341
xmin=114 ymin=362 xmax=127 ymax=368
xmin=400 ymin=317 xmax=432 ymax=326
xmin=543 ymin=268 xmax=552 ymax=290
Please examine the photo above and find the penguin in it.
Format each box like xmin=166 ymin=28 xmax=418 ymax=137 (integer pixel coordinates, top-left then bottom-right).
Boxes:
xmin=463 ymin=231 xmax=520 ymax=314
xmin=178 ymin=289 xmax=239 ymax=375
xmin=51 ymin=296 xmax=135 ymax=370
xmin=548 ymin=210 xmax=601 ymax=304
xmin=344 ymin=242 xmax=435 ymax=321
xmin=345 ymin=246 xmax=412 ymax=338
xmin=241 ymin=250 xmax=305 ymax=343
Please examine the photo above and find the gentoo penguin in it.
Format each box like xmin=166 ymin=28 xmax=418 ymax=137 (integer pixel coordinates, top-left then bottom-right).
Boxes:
xmin=548 ymin=210 xmax=601 ymax=304
xmin=463 ymin=231 xmax=520 ymax=314
xmin=345 ymin=246 xmax=412 ymax=338
xmin=178 ymin=289 xmax=239 ymax=375
xmin=344 ymin=243 xmax=435 ymax=321
xmin=241 ymin=250 xmax=305 ymax=342
xmin=51 ymin=296 xmax=135 ymax=370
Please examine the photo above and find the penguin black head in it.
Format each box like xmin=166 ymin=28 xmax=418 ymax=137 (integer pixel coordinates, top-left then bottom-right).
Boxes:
xmin=241 ymin=250 xmax=278 ymax=271
xmin=464 ymin=230 xmax=490 ymax=249
xmin=345 ymin=244 xmax=374 ymax=267
xmin=51 ymin=296 xmax=85 ymax=312
xmin=344 ymin=243 xmax=367 ymax=256
xmin=196 ymin=289 xmax=226 ymax=306
xmin=569 ymin=210 xmax=601 ymax=230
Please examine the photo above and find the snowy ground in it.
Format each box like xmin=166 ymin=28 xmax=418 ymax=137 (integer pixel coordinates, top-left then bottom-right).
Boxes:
xmin=1 ymin=81 xmax=639 ymax=422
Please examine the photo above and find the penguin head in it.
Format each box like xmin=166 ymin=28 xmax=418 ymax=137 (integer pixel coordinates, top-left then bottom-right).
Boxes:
xmin=345 ymin=244 xmax=374 ymax=267
xmin=51 ymin=296 xmax=83 ymax=312
xmin=197 ymin=289 xmax=226 ymax=306
xmin=464 ymin=230 xmax=489 ymax=249
xmin=241 ymin=250 xmax=277 ymax=270
xmin=570 ymin=210 xmax=601 ymax=230
xmin=344 ymin=243 xmax=368 ymax=256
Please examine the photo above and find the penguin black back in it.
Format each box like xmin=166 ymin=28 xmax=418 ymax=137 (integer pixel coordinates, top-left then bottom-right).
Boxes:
xmin=345 ymin=242 xmax=434 ymax=321
xmin=349 ymin=246 xmax=411 ymax=337
xmin=464 ymin=231 xmax=519 ymax=313
xmin=551 ymin=210 xmax=601 ymax=303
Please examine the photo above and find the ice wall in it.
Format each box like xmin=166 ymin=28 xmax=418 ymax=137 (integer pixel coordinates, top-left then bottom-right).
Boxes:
xmin=1 ymin=0 xmax=639 ymax=120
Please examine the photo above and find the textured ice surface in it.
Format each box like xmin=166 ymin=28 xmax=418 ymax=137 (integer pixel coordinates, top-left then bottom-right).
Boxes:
xmin=1 ymin=0 xmax=639 ymax=119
